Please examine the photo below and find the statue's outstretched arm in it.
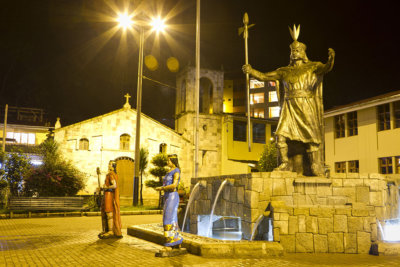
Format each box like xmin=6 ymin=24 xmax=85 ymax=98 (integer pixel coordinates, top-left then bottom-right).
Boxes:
xmin=316 ymin=48 xmax=335 ymax=74
xmin=242 ymin=64 xmax=280 ymax=81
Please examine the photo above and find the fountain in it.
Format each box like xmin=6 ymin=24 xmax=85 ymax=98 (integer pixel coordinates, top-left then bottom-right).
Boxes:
xmin=206 ymin=179 xmax=229 ymax=237
xmin=250 ymin=214 xmax=264 ymax=241
xmin=181 ymin=181 xmax=204 ymax=232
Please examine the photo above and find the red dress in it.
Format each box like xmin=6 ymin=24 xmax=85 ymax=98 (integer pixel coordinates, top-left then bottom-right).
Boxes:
xmin=101 ymin=171 xmax=122 ymax=236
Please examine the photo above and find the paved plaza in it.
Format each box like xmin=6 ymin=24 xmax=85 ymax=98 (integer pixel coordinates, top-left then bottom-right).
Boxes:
xmin=1 ymin=215 xmax=400 ymax=266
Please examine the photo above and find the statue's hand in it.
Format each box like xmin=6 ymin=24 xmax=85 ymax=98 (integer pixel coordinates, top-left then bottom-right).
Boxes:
xmin=242 ymin=64 xmax=252 ymax=74
xmin=328 ymin=48 xmax=335 ymax=60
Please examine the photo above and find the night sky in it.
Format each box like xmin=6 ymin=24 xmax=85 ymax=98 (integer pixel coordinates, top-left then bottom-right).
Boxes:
xmin=1 ymin=0 xmax=399 ymax=128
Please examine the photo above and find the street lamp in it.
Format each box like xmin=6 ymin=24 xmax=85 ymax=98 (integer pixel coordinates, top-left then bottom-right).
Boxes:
xmin=116 ymin=13 xmax=166 ymax=206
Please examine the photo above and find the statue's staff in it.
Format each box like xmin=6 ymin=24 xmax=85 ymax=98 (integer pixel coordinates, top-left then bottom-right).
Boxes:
xmin=239 ymin=13 xmax=254 ymax=152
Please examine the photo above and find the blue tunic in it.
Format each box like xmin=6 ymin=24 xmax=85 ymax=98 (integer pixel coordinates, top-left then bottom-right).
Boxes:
xmin=162 ymin=168 xmax=183 ymax=246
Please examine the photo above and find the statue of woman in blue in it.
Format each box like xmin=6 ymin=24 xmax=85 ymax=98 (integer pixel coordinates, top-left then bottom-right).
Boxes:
xmin=156 ymin=154 xmax=183 ymax=249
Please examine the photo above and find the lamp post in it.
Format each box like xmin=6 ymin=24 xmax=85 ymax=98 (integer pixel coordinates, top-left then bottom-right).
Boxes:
xmin=117 ymin=13 xmax=166 ymax=206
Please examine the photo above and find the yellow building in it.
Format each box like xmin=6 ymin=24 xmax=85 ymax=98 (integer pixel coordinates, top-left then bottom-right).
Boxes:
xmin=324 ymin=91 xmax=400 ymax=177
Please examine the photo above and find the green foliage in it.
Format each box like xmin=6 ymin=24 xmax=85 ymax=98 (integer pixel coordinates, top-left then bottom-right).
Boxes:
xmin=2 ymin=149 xmax=32 ymax=196
xmin=23 ymin=139 xmax=85 ymax=196
xmin=146 ymin=153 xmax=168 ymax=209
xmin=139 ymin=147 xmax=149 ymax=206
xmin=257 ymin=142 xmax=278 ymax=172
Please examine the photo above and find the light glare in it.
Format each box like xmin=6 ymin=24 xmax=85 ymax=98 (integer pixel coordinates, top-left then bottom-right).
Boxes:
xmin=117 ymin=13 xmax=133 ymax=29
xmin=150 ymin=17 xmax=166 ymax=32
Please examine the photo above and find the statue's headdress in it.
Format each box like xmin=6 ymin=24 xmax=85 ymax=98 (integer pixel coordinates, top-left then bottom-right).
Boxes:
xmin=289 ymin=24 xmax=307 ymax=51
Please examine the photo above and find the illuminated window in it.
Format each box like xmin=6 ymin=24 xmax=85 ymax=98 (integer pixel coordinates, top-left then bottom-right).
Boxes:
xmin=249 ymin=79 xmax=264 ymax=89
xmin=79 ymin=138 xmax=89 ymax=150
xmin=334 ymin=114 xmax=345 ymax=138
xmin=269 ymin=81 xmax=276 ymax=87
xmin=347 ymin=111 xmax=358 ymax=136
xmin=269 ymin=107 xmax=280 ymax=118
xmin=268 ymin=91 xmax=278 ymax=102
xmin=251 ymin=108 xmax=265 ymax=118
xmin=252 ymin=123 xmax=266 ymax=144
xmin=120 ymin=134 xmax=130 ymax=150
xmin=379 ymin=157 xmax=393 ymax=174
xmin=21 ymin=133 xmax=28 ymax=144
xmin=335 ymin=162 xmax=346 ymax=173
xmin=377 ymin=104 xmax=391 ymax=131
xmin=394 ymin=101 xmax=400 ymax=128
xmin=233 ymin=120 xmax=246 ymax=142
xmin=348 ymin=160 xmax=359 ymax=173
xmin=395 ymin=156 xmax=400 ymax=174
xmin=250 ymin=93 xmax=264 ymax=104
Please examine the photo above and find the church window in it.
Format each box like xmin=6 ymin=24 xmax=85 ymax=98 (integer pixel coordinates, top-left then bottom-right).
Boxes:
xmin=334 ymin=162 xmax=346 ymax=173
xmin=348 ymin=160 xmax=359 ymax=173
xmin=160 ymin=143 xmax=167 ymax=153
xmin=334 ymin=114 xmax=345 ymax=138
xmin=120 ymin=134 xmax=130 ymax=150
xmin=347 ymin=111 xmax=358 ymax=136
xmin=79 ymin=138 xmax=89 ymax=150
xmin=252 ymin=123 xmax=266 ymax=144
xmin=233 ymin=120 xmax=247 ymax=142
xmin=379 ymin=157 xmax=393 ymax=174
xmin=393 ymin=101 xmax=400 ymax=128
xmin=377 ymin=104 xmax=391 ymax=131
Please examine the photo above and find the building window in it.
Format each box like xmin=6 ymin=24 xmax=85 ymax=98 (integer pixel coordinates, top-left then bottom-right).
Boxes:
xmin=160 ymin=143 xmax=167 ymax=153
xmin=249 ymin=79 xmax=264 ymax=89
xmin=268 ymin=106 xmax=280 ymax=118
xmin=379 ymin=157 xmax=393 ymax=174
xmin=79 ymin=138 xmax=89 ymax=150
xmin=334 ymin=114 xmax=345 ymax=138
xmin=251 ymin=108 xmax=265 ymax=118
xmin=250 ymin=93 xmax=264 ymax=104
xmin=395 ymin=156 xmax=400 ymax=174
xmin=335 ymin=162 xmax=346 ymax=173
xmin=120 ymin=134 xmax=130 ymax=150
xmin=233 ymin=120 xmax=247 ymax=142
xmin=393 ymin=101 xmax=400 ymax=128
xmin=348 ymin=160 xmax=359 ymax=173
xmin=6 ymin=132 xmax=36 ymax=145
xmin=347 ymin=111 xmax=358 ymax=136
xmin=377 ymin=104 xmax=391 ymax=131
xmin=268 ymin=91 xmax=278 ymax=102
xmin=252 ymin=123 xmax=266 ymax=144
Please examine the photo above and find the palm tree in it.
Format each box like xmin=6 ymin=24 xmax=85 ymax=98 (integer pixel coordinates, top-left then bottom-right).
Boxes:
xmin=139 ymin=148 xmax=149 ymax=206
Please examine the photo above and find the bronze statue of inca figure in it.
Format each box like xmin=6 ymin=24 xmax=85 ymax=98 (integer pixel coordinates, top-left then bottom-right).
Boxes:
xmin=243 ymin=25 xmax=335 ymax=176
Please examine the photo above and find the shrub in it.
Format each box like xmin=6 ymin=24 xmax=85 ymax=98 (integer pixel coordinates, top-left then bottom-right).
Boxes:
xmin=257 ymin=141 xmax=278 ymax=172
xmin=23 ymin=139 xmax=85 ymax=196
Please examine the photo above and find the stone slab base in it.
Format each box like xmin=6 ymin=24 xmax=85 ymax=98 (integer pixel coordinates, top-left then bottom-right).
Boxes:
xmin=370 ymin=242 xmax=400 ymax=255
xmin=127 ymin=223 xmax=284 ymax=258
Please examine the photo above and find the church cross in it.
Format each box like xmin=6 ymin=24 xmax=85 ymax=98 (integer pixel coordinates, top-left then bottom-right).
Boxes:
xmin=124 ymin=93 xmax=131 ymax=104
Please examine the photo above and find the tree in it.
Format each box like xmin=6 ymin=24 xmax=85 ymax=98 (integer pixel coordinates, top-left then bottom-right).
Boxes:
xmin=1 ymin=149 xmax=32 ymax=196
xmin=23 ymin=139 xmax=85 ymax=196
xmin=257 ymin=141 xmax=278 ymax=172
xmin=146 ymin=153 xmax=168 ymax=208
xmin=139 ymin=147 xmax=149 ymax=206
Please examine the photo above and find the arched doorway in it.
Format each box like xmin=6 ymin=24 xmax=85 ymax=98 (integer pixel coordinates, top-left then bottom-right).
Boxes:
xmin=115 ymin=157 xmax=135 ymax=206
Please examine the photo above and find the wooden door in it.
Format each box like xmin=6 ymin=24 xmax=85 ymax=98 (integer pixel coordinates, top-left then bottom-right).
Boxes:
xmin=116 ymin=158 xmax=134 ymax=199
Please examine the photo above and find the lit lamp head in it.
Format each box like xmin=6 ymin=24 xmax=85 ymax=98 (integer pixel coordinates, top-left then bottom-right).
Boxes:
xmin=117 ymin=12 xmax=133 ymax=30
xmin=289 ymin=24 xmax=309 ymax=64
xmin=150 ymin=17 xmax=166 ymax=33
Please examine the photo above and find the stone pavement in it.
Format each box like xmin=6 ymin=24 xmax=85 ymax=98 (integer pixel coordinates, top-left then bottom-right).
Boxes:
xmin=1 ymin=215 xmax=400 ymax=266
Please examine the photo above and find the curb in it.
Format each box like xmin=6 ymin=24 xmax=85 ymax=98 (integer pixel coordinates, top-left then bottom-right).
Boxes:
xmin=128 ymin=224 xmax=284 ymax=258
xmin=0 ymin=210 xmax=162 ymax=219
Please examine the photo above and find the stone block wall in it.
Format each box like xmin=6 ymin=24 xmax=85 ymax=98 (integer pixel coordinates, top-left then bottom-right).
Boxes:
xmin=189 ymin=171 xmax=398 ymax=253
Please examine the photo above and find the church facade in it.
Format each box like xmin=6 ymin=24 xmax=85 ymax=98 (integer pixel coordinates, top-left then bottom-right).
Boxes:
xmin=54 ymin=66 xmax=276 ymax=205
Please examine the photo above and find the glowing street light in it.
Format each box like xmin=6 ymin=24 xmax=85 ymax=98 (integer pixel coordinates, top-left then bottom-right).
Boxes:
xmin=116 ymin=13 xmax=133 ymax=30
xmin=116 ymin=13 xmax=166 ymax=206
